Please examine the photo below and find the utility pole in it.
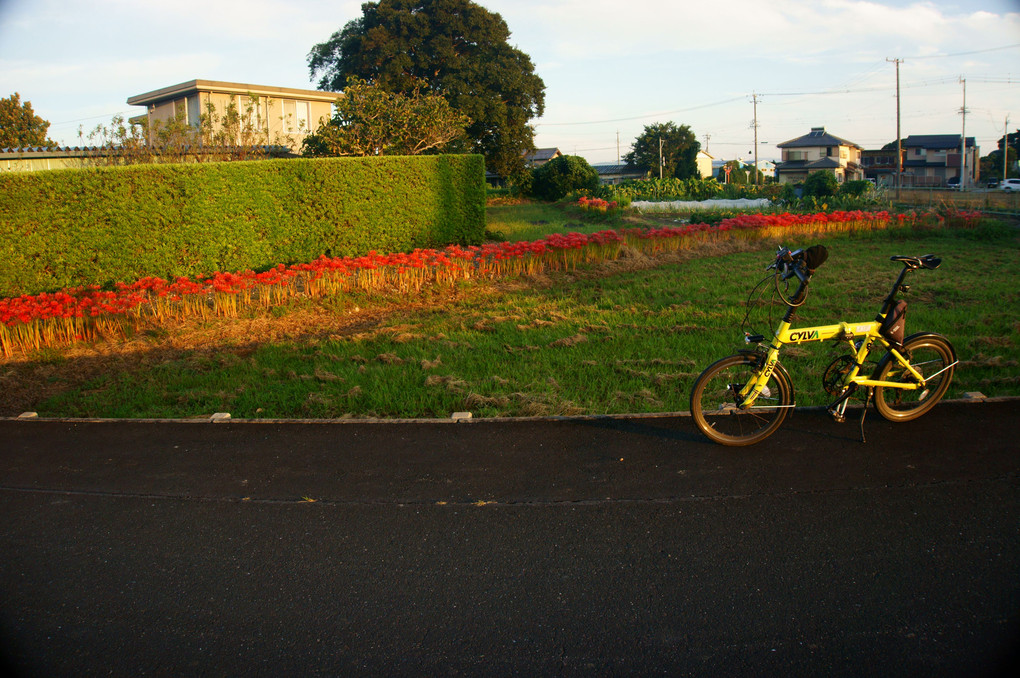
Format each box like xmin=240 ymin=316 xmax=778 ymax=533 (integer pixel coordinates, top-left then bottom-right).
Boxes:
xmin=960 ymin=77 xmax=968 ymax=190
xmin=1005 ymin=116 xmax=1010 ymax=185
xmin=616 ymin=130 xmax=620 ymax=166
xmin=750 ymin=92 xmax=760 ymax=186
xmin=658 ymin=137 xmax=663 ymax=180
xmin=886 ymin=58 xmax=902 ymax=198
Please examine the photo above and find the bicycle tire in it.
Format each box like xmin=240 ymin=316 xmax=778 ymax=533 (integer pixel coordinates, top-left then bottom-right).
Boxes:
xmin=873 ymin=333 xmax=955 ymax=422
xmin=690 ymin=353 xmax=794 ymax=446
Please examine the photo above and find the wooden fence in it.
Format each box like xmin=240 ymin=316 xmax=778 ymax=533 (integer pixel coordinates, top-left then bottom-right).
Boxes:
xmin=890 ymin=188 xmax=1020 ymax=215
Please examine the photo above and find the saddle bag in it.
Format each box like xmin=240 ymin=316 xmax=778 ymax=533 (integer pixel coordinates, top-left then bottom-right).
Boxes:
xmin=880 ymin=300 xmax=907 ymax=348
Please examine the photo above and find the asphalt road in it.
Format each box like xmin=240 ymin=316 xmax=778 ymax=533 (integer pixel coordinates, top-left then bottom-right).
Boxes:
xmin=1 ymin=400 xmax=1018 ymax=677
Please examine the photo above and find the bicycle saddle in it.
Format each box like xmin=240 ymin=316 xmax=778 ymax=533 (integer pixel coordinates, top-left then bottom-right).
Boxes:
xmin=890 ymin=254 xmax=941 ymax=270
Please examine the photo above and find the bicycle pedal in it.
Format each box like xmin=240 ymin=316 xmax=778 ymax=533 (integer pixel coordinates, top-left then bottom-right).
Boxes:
xmin=827 ymin=408 xmax=846 ymax=424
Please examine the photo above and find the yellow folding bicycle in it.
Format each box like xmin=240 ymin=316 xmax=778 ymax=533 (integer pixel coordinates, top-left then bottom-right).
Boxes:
xmin=690 ymin=245 xmax=958 ymax=446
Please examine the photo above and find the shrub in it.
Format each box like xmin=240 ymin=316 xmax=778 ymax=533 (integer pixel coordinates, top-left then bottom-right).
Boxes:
xmin=0 ymin=155 xmax=485 ymax=296
xmin=840 ymin=180 xmax=872 ymax=198
xmin=531 ymin=155 xmax=599 ymax=201
xmin=803 ymin=170 xmax=839 ymax=198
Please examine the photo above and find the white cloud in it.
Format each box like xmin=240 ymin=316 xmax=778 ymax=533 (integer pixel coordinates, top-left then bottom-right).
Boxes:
xmin=3 ymin=0 xmax=1018 ymax=155
xmin=489 ymin=0 xmax=1020 ymax=65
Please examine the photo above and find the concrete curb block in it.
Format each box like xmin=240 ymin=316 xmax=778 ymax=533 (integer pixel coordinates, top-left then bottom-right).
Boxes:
xmin=4 ymin=395 xmax=1018 ymax=426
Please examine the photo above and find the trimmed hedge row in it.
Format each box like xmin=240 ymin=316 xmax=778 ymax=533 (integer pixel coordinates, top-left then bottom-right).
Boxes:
xmin=0 ymin=155 xmax=486 ymax=296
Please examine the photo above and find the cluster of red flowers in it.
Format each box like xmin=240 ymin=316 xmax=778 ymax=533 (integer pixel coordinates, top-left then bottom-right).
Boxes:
xmin=576 ymin=196 xmax=620 ymax=212
xmin=0 ymin=207 xmax=984 ymax=357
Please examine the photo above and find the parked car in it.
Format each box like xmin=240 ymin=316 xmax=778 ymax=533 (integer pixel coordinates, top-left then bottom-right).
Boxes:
xmin=946 ymin=176 xmax=960 ymax=189
xmin=986 ymin=178 xmax=1000 ymax=189
xmin=1001 ymin=178 xmax=1020 ymax=191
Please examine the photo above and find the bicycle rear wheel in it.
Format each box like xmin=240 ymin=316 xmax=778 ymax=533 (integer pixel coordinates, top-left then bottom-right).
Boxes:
xmin=873 ymin=333 xmax=955 ymax=422
xmin=690 ymin=354 xmax=793 ymax=446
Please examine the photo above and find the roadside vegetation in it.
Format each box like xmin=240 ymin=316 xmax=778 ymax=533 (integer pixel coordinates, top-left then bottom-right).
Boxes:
xmin=2 ymin=207 xmax=1016 ymax=419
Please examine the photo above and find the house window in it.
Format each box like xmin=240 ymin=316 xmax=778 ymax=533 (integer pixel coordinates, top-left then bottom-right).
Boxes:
xmin=279 ymin=100 xmax=310 ymax=134
xmin=827 ymin=147 xmax=834 ymax=157
xmin=786 ymin=150 xmax=807 ymax=161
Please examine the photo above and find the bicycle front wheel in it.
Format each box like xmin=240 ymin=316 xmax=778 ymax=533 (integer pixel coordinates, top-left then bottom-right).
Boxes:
xmin=690 ymin=354 xmax=793 ymax=446
xmin=873 ymin=333 xmax=955 ymax=422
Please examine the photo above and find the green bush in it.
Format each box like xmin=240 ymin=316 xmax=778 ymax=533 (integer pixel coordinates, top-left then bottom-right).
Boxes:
xmin=803 ymin=170 xmax=839 ymax=198
xmin=0 ymin=155 xmax=485 ymax=296
xmin=840 ymin=179 xmax=872 ymax=197
xmin=530 ymin=155 xmax=598 ymax=201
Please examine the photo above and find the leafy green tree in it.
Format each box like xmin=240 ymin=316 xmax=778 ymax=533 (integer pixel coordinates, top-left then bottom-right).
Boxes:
xmin=981 ymin=148 xmax=1017 ymax=179
xmin=803 ymin=170 xmax=839 ymax=198
xmin=307 ymin=0 xmax=545 ymax=177
xmin=0 ymin=93 xmax=56 ymax=148
xmin=624 ymin=122 xmax=701 ymax=179
xmin=980 ymin=129 xmax=1020 ymax=178
xmin=530 ymin=155 xmax=598 ymax=201
xmin=717 ymin=160 xmax=748 ymax=184
xmin=302 ymin=78 xmax=469 ymax=157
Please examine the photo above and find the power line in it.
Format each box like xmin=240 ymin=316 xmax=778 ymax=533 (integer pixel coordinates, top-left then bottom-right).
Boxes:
xmin=536 ymin=73 xmax=1015 ymax=130
xmin=534 ymin=96 xmax=745 ymax=127
xmin=907 ymin=42 xmax=1020 ymax=60
xmin=51 ymin=111 xmax=131 ymax=125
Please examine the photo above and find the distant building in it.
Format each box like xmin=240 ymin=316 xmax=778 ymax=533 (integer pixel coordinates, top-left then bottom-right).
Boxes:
xmin=696 ymin=150 xmax=714 ymax=181
xmin=591 ymin=163 xmax=643 ymax=185
xmin=127 ymin=79 xmax=342 ymax=153
xmin=774 ymin=127 xmax=863 ymax=184
xmin=900 ymin=134 xmax=979 ymax=188
xmin=862 ymin=148 xmax=902 ymax=187
xmin=524 ymin=148 xmax=562 ymax=167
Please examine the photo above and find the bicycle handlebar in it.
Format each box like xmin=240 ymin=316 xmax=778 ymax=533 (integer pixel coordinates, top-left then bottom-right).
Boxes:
xmin=768 ymin=244 xmax=828 ymax=283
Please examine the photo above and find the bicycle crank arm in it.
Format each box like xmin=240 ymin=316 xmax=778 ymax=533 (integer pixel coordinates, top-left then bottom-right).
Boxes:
xmin=826 ymin=384 xmax=858 ymax=423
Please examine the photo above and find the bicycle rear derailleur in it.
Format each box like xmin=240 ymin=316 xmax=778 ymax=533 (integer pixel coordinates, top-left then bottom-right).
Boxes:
xmin=822 ymin=353 xmax=873 ymax=441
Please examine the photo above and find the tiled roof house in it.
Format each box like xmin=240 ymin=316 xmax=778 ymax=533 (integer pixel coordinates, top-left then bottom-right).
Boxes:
xmin=901 ymin=134 xmax=979 ymax=188
xmin=524 ymin=148 xmax=562 ymax=167
xmin=775 ymin=127 xmax=863 ymax=184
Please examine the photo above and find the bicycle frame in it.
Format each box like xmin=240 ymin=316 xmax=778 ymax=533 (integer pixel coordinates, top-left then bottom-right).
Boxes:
xmin=740 ymin=319 xmax=925 ymax=407
xmin=738 ymin=261 xmax=954 ymax=413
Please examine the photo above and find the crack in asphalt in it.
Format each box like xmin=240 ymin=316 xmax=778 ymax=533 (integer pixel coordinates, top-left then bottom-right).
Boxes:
xmin=1 ymin=473 xmax=1015 ymax=507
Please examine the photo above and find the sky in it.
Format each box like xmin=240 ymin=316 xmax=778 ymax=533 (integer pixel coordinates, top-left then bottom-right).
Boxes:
xmin=1 ymin=0 xmax=1018 ymax=169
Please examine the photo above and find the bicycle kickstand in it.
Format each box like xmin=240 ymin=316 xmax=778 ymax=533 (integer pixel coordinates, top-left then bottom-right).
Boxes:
xmin=859 ymin=388 xmax=873 ymax=443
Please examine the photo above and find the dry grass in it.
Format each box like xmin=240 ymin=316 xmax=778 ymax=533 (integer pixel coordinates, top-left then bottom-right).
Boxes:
xmin=4 ymin=223 xmax=1017 ymax=418
xmin=0 ymin=240 xmax=739 ymax=416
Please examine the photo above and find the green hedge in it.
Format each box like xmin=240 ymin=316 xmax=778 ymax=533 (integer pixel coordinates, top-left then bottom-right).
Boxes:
xmin=0 ymin=155 xmax=485 ymax=296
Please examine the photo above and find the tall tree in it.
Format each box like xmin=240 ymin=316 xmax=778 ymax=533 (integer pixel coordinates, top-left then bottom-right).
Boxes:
xmin=0 ymin=93 xmax=56 ymax=148
xmin=624 ymin=122 xmax=701 ymax=179
xmin=987 ymin=129 xmax=1020 ymax=177
xmin=307 ymin=0 xmax=545 ymax=176
xmin=302 ymin=78 xmax=469 ymax=157
xmin=996 ymin=128 xmax=1020 ymax=156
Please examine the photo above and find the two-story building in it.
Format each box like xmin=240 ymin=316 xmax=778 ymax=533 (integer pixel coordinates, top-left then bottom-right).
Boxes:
xmin=861 ymin=148 xmax=903 ymax=187
xmin=126 ymin=79 xmax=342 ymax=154
xmin=774 ymin=127 xmax=863 ymax=185
xmin=900 ymin=134 xmax=979 ymax=188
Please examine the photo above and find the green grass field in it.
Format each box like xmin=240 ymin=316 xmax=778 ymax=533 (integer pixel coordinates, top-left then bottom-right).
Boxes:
xmin=8 ymin=219 xmax=1017 ymax=420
